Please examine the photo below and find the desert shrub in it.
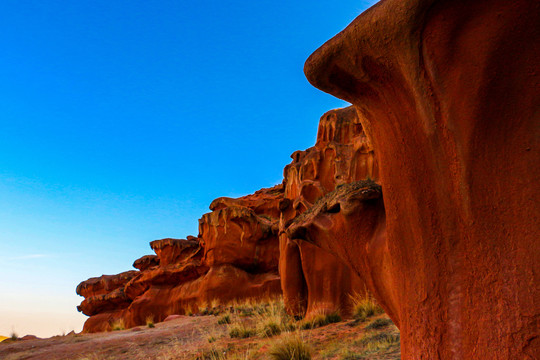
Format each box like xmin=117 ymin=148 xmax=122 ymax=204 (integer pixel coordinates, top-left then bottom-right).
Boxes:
xmin=340 ymin=350 xmax=362 ymax=360
xmin=10 ymin=331 xmax=18 ymax=341
xmin=326 ymin=312 xmax=342 ymax=323
xmin=200 ymin=307 xmax=211 ymax=316
xmin=229 ymin=323 xmax=256 ymax=339
xmin=300 ymin=311 xmax=341 ymax=330
xmin=110 ymin=319 xmax=125 ymax=331
xmin=238 ymin=306 xmax=254 ymax=317
xmin=269 ymin=335 xmax=312 ymax=360
xmin=253 ymin=299 xmax=295 ymax=337
xmin=365 ymin=317 xmax=392 ymax=330
xmin=197 ymin=348 xmax=226 ymax=360
xmin=218 ymin=314 xmax=231 ymax=325
xmin=349 ymin=293 xmax=383 ymax=322
xmin=145 ymin=315 xmax=155 ymax=328
xmin=210 ymin=298 xmax=220 ymax=309
xmin=319 ymin=341 xmax=342 ymax=359
xmin=357 ymin=331 xmax=400 ymax=354
xmin=199 ymin=300 xmax=219 ymax=315
xmin=261 ymin=320 xmax=282 ymax=337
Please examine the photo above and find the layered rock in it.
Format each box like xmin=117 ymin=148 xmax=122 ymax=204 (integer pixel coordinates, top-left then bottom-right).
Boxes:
xmin=77 ymin=271 xmax=138 ymax=317
xmin=76 ymin=106 xmax=382 ymax=332
xmin=77 ymin=186 xmax=284 ymax=332
xmin=279 ymin=106 xmax=377 ymax=318
xmin=304 ymin=0 xmax=540 ymax=358
xmin=286 ymin=181 xmax=394 ymax=321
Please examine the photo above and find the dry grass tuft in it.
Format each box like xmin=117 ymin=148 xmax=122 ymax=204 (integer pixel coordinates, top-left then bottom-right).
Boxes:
xmin=217 ymin=314 xmax=231 ymax=325
xmin=146 ymin=315 xmax=155 ymax=328
xmin=196 ymin=347 xmax=226 ymax=360
xmin=365 ymin=317 xmax=393 ymax=330
xmin=228 ymin=322 xmax=256 ymax=339
xmin=349 ymin=293 xmax=383 ymax=323
xmin=300 ymin=311 xmax=342 ymax=330
xmin=110 ymin=318 xmax=125 ymax=331
xmin=269 ymin=335 xmax=312 ymax=360
xmin=357 ymin=331 xmax=400 ymax=354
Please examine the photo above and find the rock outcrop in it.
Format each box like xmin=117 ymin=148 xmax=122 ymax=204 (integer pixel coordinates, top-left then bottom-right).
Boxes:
xmin=279 ymin=106 xmax=376 ymax=319
xmin=77 ymin=106 xmax=380 ymax=332
xmin=77 ymin=187 xmax=284 ymax=332
xmin=304 ymin=0 xmax=540 ymax=358
xmin=286 ymin=181 xmax=393 ymax=320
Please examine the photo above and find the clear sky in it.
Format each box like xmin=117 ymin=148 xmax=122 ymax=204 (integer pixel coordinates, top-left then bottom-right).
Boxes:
xmin=0 ymin=0 xmax=378 ymax=337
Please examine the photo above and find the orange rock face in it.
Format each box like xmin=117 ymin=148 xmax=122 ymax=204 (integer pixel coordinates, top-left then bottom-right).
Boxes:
xmin=76 ymin=106 xmax=383 ymax=331
xmin=304 ymin=0 xmax=540 ymax=358
xmin=286 ymin=181 xmax=394 ymax=320
xmin=76 ymin=271 xmax=138 ymax=316
xmin=77 ymin=186 xmax=284 ymax=332
xmin=279 ymin=106 xmax=377 ymax=319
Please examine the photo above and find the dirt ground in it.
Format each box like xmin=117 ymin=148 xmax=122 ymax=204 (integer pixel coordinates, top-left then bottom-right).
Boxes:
xmin=0 ymin=314 xmax=400 ymax=360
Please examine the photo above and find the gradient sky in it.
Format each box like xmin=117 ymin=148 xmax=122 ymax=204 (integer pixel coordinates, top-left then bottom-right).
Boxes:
xmin=0 ymin=0 xmax=378 ymax=337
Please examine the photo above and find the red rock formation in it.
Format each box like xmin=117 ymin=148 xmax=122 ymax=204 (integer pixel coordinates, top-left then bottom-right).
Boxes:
xmin=199 ymin=204 xmax=279 ymax=273
xmin=76 ymin=105 xmax=383 ymax=331
xmin=304 ymin=0 xmax=540 ymax=358
xmin=279 ymin=106 xmax=377 ymax=319
xmin=132 ymin=255 xmax=159 ymax=271
xmin=77 ymin=186 xmax=284 ymax=332
xmin=286 ymin=181 xmax=395 ymax=321
xmin=76 ymin=271 xmax=139 ymax=332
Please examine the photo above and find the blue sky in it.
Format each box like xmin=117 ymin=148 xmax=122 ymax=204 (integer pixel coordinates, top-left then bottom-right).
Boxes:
xmin=0 ymin=0 xmax=378 ymax=337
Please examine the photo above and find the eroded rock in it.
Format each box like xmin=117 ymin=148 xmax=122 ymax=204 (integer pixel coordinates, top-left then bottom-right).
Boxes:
xmin=279 ymin=106 xmax=377 ymax=319
xmin=304 ymin=0 xmax=540 ymax=357
xmin=77 ymin=187 xmax=284 ymax=332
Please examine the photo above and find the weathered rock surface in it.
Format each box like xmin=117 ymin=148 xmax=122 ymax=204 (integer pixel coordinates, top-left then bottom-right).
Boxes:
xmin=287 ymin=181 xmax=394 ymax=321
xmin=76 ymin=271 xmax=138 ymax=300
xmin=132 ymin=255 xmax=159 ymax=271
xmin=304 ymin=0 xmax=540 ymax=358
xmin=77 ymin=104 xmax=383 ymax=332
xmin=279 ymin=106 xmax=376 ymax=319
xmin=77 ymin=187 xmax=284 ymax=332
xmin=76 ymin=105 xmax=382 ymax=331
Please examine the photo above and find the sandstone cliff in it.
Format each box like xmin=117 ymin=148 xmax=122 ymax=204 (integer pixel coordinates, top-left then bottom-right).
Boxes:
xmin=76 ymin=106 xmax=379 ymax=332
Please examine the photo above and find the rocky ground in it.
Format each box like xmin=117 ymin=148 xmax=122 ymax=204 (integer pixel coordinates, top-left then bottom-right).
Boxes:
xmin=0 ymin=299 xmax=400 ymax=360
